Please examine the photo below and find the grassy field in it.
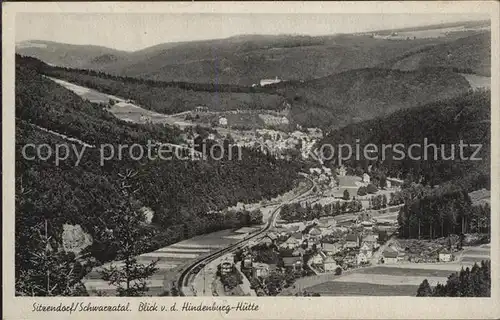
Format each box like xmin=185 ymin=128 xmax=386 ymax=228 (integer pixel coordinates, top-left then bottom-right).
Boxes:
xmin=356 ymin=266 xmax=454 ymax=277
xmin=296 ymin=244 xmax=490 ymax=297
xmin=307 ymin=281 xmax=418 ymax=296
xmin=84 ymin=228 xmax=246 ymax=296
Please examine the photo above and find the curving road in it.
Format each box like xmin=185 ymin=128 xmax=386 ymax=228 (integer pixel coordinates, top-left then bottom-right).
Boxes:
xmin=177 ymin=175 xmax=315 ymax=296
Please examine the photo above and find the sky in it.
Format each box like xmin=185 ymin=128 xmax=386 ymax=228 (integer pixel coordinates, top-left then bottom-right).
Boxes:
xmin=16 ymin=13 xmax=489 ymax=51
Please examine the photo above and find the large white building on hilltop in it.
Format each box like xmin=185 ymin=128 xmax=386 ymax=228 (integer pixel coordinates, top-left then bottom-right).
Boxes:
xmin=260 ymin=77 xmax=282 ymax=87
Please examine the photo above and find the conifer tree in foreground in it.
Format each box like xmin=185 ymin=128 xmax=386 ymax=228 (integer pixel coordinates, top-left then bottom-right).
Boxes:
xmin=100 ymin=170 xmax=159 ymax=296
xmin=417 ymin=260 xmax=490 ymax=297
xmin=416 ymin=279 xmax=432 ymax=296
xmin=15 ymin=181 xmax=89 ymax=296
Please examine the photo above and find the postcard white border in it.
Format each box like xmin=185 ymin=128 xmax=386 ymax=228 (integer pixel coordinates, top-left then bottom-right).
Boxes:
xmin=3 ymin=1 xmax=500 ymax=319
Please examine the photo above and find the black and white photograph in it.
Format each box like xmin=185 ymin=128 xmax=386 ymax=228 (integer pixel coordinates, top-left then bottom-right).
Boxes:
xmin=3 ymin=1 xmax=499 ymax=319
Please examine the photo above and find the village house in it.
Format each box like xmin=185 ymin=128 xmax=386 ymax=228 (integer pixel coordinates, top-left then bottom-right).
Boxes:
xmin=308 ymin=227 xmax=322 ymax=241
xmin=387 ymin=177 xmax=404 ymax=188
xmin=241 ymin=254 xmax=253 ymax=270
xmin=359 ymin=243 xmax=373 ymax=258
xmin=304 ymin=238 xmax=319 ymax=250
xmin=362 ymin=235 xmax=379 ymax=249
xmin=260 ymin=237 xmax=274 ymax=246
xmin=362 ymin=173 xmax=371 ymax=184
xmin=292 ymin=247 xmax=306 ymax=257
xmin=382 ymin=248 xmax=399 ymax=264
xmin=378 ymin=230 xmax=389 ymax=244
xmin=194 ymin=105 xmax=209 ymax=112
xmin=309 ymin=167 xmax=322 ymax=175
xmin=280 ymin=233 xmax=303 ymax=249
xmin=252 ymin=263 xmax=270 ymax=278
xmin=357 ymin=252 xmax=369 ymax=265
xmin=139 ymin=115 xmax=151 ymax=122
xmin=337 ymin=165 xmax=347 ymax=177
xmin=322 ymin=217 xmax=337 ymax=228
xmin=218 ymin=116 xmax=228 ymax=127
xmin=265 ymin=232 xmax=278 ymax=244
xmin=322 ymin=167 xmax=332 ymax=176
xmin=277 ymin=230 xmax=289 ymax=241
xmin=310 ymin=252 xmax=325 ymax=265
xmin=361 ymin=220 xmax=374 ymax=231
xmin=220 ymin=258 xmax=234 ymax=275
xmin=248 ymin=240 xmax=258 ymax=248
xmin=260 ymin=77 xmax=282 ymax=87
xmin=439 ymin=249 xmax=454 ymax=262
xmin=346 ymin=233 xmax=361 ymax=248
xmin=323 ymin=256 xmax=340 ymax=273
xmin=285 ymin=224 xmax=300 ymax=233
xmin=282 ymin=256 xmax=303 ymax=270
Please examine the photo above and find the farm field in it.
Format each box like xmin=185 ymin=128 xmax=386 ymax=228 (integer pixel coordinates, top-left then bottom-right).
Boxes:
xmin=83 ymin=229 xmax=247 ymax=296
xmin=47 ymin=77 xmax=194 ymax=127
xmin=301 ymin=243 xmax=490 ymax=297
xmin=461 ymin=74 xmax=491 ymax=90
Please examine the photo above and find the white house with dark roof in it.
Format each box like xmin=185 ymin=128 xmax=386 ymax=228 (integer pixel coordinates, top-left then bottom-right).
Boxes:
xmin=357 ymin=252 xmax=369 ymax=265
xmin=346 ymin=233 xmax=361 ymax=248
xmin=323 ymin=256 xmax=340 ymax=272
xmin=308 ymin=227 xmax=323 ymax=241
xmin=382 ymin=248 xmax=399 ymax=264
xmin=260 ymin=77 xmax=282 ymax=87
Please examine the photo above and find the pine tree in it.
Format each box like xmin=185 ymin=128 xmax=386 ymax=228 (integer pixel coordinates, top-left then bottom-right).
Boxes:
xmin=416 ymin=279 xmax=432 ymax=296
xmin=424 ymin=260 xmax=491 ymax=297
xmin=15 ymin=219 xmax=89 ymax=296
xmin=343 ymin=189 xmax=350 ymax=201
xmin=100 ymin=170 xmax=159 ymax=296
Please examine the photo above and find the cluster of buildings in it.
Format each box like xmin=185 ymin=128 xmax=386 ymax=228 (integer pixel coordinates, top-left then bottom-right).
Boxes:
xmin=262 ymin=213 xmax=396 ymax=273
xmin=257 ymin=77 xmax=282 ymax=87
xmin=228 ymin=128 xmax=322 ymax=160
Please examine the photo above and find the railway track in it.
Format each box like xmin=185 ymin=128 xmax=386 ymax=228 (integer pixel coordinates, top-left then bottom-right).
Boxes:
xmin=177 ymin=176 xmax=315 ymax=296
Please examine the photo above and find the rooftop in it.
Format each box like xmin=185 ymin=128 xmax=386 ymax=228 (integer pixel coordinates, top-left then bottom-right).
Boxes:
xmin=346 ymin=234 xmax=360 ymax=242
xmin=383 ymin=248 xmax=398 ymax=258
xmin=283 ymin=256 xmax=303 ymax=266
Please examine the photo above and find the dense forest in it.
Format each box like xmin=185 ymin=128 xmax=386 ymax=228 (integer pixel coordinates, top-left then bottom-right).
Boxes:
xmin=273 ymin=67 xmax=471 ymax=128
xmin=18 ymin=55 xmax=477 ymax=131
xmin=18 ymin=55 xmax=288 ymax=115
xmin=279 ymin=200 xmax=363 ymax=222
xmin=15 ymin=58 xmax=303 ymax=295
xmin=320 ymin=89 xmax=490 ymax=189
xmin=417 ymin=260 xmax=490 ymax=297
xmin=16 ymin=59 xmax=184 ymax=146
xmin=396 ymin=182 xmax=490 ymax=240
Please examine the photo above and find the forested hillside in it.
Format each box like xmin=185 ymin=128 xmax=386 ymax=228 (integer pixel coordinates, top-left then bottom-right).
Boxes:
xmin=37 ymin=63 xmax=287 ymax=114
xmin=417 ymin=260 xmax=491 ymax=297
xmin=276 ymin=68 xmax=471 ymax=128
xmin=29 ymin=57 xmax=472 ymax=130
xmin=16 ymin=40 xmax=129 ymax=69
xmin=15 ymin=58 xmax=302 ymax=294
xmin=380 ymin=32 xmax=491 ymax=76
xmin=18 ymin=21 xmax=489 ymax=85
xmin=320 ymin=89 xmax=490 ymax=188
xmin=16 ymin=61 xmax=184 ymax=146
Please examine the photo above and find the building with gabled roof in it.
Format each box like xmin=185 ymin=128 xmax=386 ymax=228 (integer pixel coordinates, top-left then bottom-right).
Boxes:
xmin=280 ymin=235 xmax=302 ymax=249
xmin=382 ymin=247 xmax=398 ymax=264
xmin=346 ymin=233 xmax=361 ymax=248
xmin=282 ymin=256 xmax=303 ymax=270
xmin=323 ymin=256 xmax=340 ymax=272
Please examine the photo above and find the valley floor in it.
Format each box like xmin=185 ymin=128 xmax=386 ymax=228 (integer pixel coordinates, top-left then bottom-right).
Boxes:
xmin=281 ymin=243 xmax=490 ymax=296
